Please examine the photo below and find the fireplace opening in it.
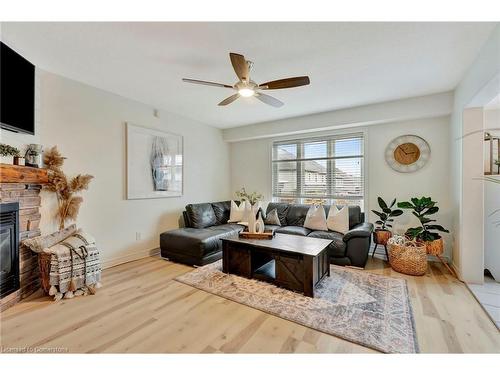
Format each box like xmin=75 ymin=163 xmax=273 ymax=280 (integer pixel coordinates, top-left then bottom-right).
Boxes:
xmin=0 ymin=202 xmax=20 ymax=298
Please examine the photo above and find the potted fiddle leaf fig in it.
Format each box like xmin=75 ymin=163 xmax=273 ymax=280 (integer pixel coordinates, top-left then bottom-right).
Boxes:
xmin=371 ymin=197 xmax=403 ymax=258
xmin=397 ymin=196 xmax=449 ymax=255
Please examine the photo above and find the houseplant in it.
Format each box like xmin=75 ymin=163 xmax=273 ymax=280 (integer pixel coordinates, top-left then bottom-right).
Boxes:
xmin=371 ymin=197 xmax=403 ymax=245
xmin=0 ymin=143 xmax=21 ymax=165
xmin=235 ymin=187 xmax=263 ymax=205
xmin=397 ymin=196 xmax=449 ymax=255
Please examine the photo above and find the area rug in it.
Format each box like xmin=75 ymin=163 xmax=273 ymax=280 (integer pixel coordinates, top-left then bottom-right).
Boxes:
xmin=175 ymin=260 xmax=419 ymax=353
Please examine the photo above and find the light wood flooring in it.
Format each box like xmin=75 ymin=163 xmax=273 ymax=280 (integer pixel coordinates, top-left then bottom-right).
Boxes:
xmin=1 ymin=255 xmax=499 ymax=353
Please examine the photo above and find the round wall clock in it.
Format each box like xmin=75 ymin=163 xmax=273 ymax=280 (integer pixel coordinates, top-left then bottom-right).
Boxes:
xmin=385 ymin=135 xmax=430 ymax=173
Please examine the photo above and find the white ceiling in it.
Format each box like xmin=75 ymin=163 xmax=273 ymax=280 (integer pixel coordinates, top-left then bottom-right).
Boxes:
xmin=1 ymin=22 xmax=496 ymax=128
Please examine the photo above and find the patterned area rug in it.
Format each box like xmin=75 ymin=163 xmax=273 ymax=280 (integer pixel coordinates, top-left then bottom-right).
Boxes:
xmin=175 ymin=260 xmax=419 ymax=353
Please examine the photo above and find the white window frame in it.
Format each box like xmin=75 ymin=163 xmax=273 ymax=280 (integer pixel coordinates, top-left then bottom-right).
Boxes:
xmin=270 ymin=131 xmax=366 ymax=209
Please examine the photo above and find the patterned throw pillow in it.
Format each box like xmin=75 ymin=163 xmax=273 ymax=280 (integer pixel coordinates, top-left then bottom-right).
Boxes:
xmin=304 ymin=204 xmax=328 ymax=231
xmin=22 ymin=224 xmax=77 ymax=253
xmin=264 ymin=208 xmax=281 ymax=226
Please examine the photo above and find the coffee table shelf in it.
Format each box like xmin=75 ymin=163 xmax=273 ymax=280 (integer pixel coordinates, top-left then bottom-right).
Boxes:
xmin=253 ymin=260 xmax=276 ymax=282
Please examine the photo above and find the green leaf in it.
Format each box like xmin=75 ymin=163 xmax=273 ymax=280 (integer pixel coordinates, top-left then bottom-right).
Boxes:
xmin=371 ymin=210 xmax=384 ymax=218
xmin=386 ymin=224 xmax=393 ymax=228
xmin=391 ymin=209 xmax=403 ymax=217
xmin=405 ymin=226 xmax=423 ymax=239
xmin=378 ymin=197 xmax=388 ymax=210
xmin=375 ymin=220 xmax=384 ymax=225
xmin=411 ymin=197 xmax=420 ymax=207
xmin=424 ymin=206 xmax=439 ymax=215
xmin=421 ymin=217 xmax=434 ymax=224
xmin=398 ymin=202 xmax=414 ymax=209
xmin=382 ymin=207 xmax=392 ymax=214
xmin=426 ymin=224 xmax=449 ymax=232
xmin=390 ymin=198 xmax=396 ymax=208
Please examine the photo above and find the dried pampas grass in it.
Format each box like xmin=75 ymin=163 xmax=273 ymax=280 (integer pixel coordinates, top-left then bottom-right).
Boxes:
xmin=44 ymin=146 xmax=93 ymax=229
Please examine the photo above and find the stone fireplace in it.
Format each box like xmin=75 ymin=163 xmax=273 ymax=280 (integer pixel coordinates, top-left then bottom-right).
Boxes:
xmin=0 ymin=202 xmax=20 ymax=298
xmin=0 ymin=164 xmax=48 ymax=311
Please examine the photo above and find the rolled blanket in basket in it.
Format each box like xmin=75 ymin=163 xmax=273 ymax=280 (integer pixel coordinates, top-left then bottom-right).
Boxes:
xmin=48 ymin=230 xmax=102 ymax=293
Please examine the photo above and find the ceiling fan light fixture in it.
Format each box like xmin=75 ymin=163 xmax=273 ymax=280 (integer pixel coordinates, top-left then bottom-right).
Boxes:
xmin=238 ymin=88 xmax=255 ymax=97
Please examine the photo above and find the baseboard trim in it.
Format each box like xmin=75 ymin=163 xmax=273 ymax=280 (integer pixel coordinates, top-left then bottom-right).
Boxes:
xmin=101 ymin=247 xmax=160 ymax=270
xmin=451 ymin=262 xmax=462 ymax=281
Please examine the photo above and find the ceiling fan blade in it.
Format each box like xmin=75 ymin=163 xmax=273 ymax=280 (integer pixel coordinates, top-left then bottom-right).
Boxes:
xmin=182 ymin=78 xmax=233 ymax=88
xmin=258 ymin=76 xmax=310 ymax=90
xmin=255 ymin=93 xmax=284 ymax=108
xmin=218 ymin=93 xmax=240 ymax=106
xmin=229 ymin=53 xmax=249 ymax=83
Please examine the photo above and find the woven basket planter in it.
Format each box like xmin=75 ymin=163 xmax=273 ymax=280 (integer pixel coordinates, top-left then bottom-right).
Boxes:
xmin=388 ymin=238 xmax=427 ymax=276
xmin=373 ymin=230 xmax=392 ymax=246
xmin=425 ymin=238 xmax=444 ymax=256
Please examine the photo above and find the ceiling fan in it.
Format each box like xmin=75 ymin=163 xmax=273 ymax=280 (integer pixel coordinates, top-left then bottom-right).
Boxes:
xmin=182 ymin=52 xmax=310 ymax=108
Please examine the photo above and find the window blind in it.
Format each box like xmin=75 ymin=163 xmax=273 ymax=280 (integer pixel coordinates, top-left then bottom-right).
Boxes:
xmin=272 ymin=133 xmax=364 ymax=207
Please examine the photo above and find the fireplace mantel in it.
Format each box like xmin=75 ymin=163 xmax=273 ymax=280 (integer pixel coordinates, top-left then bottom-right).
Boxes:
xmin=0 ymin=164 xmax=49 ymax=184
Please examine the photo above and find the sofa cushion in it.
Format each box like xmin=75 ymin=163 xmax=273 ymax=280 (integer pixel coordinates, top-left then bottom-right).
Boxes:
xmin=211 ymin=201 xmax=232 ymax=225
xmin=304 ymin=204 xmax=328 ymax=231
xmin=347 ymin=206 xmax=362 ymax=228
xmin=326 ymin=205 xmax=350 ymax=234
xmin=185 ymin=203 xmax=217 ymax=229
xmin=323 ymin=205 xmax=362 ymax=229
xmin=264 ymin=224 xmax=280 ymax=233
xmin=160 ymin=226 xmax=237 ymax=258
xmin=285 ymin=204 xmax=311 ymax=226
xmin=264 ymin=208 xmax=281 ymax=226
xmin=308 ymin=230 xmax=346 ymax=257
xmin=275 ymin=226 xmax=312 ymax=236
xmin=208 ymin=223 xmax=245 ymax=234
xmin=266 ymin=203 xmax=290 ymax=226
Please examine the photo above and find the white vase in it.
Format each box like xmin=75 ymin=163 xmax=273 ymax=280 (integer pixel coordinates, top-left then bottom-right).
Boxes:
xmin=247 ymin=206 xmax=257 ymax=233
xmin=255 ymin=212 xmax=265 ymax=234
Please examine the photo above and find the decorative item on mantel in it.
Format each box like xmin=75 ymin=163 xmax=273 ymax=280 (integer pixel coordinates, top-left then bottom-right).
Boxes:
xmin=24 ymin=144 xmax=43 ymax=168
xmin=43 ymin=146 xmax=94 ymax=229
xmin=0 ymin=143 xmax=22 ymax=165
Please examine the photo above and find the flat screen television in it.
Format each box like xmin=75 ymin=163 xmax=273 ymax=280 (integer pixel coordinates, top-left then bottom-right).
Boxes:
xmin=1 ymin=42 xmax=35 ymax=135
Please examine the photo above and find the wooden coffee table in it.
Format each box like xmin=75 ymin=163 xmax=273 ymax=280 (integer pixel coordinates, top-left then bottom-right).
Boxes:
xmin=221 ymin=233 xmax=332 ymax=297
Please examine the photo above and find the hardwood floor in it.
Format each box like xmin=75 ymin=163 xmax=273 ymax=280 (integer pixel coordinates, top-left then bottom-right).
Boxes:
xmin=1 ymin=255 xmax=499 ymax=353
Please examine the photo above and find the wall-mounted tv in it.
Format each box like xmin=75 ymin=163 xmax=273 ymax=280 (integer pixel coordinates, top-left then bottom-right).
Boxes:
xmin=1 ymin=42 xmax=35 ymax=135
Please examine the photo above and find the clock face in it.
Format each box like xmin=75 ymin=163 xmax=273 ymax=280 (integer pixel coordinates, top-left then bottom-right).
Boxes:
xmin=385 ymin=135 xmax=430 ymax=173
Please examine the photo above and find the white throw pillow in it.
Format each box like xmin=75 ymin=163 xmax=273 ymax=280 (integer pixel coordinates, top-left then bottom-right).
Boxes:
xmin=303 ymin=204 xmax=328 ymax=231
xmin=228 ymin=200 xmax=245 ymax=223
xmin=327 ymin=205 xmax=349 ymax=234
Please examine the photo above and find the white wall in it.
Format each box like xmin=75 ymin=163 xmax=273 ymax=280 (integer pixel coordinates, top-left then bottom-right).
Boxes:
xmin=450 ymin=24 xmax=500 ymax=281
xmin=4 ymin=71 xmax=231 ymax=268
xmin=223 ymin=92 xmax=453 ymax=142
xmin=230 ymin=116 xmax=452 ymax=258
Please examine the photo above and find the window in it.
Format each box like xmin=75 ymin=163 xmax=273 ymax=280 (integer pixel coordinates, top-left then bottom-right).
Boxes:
xmin=272 ymin=133 xmax=364 ymax=210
